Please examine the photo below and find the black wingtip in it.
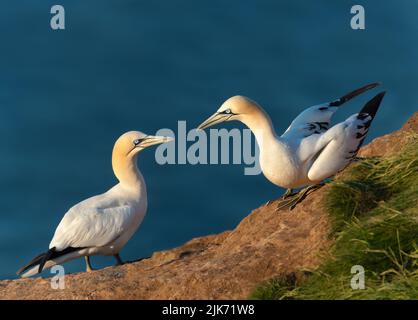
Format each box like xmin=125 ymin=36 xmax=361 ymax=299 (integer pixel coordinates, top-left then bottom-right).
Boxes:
xmin=330 ymin=82 xmax=381 ymax=107
xmin=38 ymin=247 xmax=56 ymax=273
xmin=360 ymin=82 xmax=381 ymax=91
xmin=358 ymin=91 xmax=386 ymax=119
xmin=17 ymin=251 xmax=47 ymax=276
xmin=17 ymin=246 xmax=83 ymax=276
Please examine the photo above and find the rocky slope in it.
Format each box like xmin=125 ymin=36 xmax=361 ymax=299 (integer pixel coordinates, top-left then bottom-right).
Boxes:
xmin=1 ymin=112 xmax=417 ymax=300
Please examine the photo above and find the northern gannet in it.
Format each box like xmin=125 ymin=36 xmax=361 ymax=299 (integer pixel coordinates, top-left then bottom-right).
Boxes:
xmin=197 ymin=83 xmax=385 ymax=209
xmin=17 ymin=131 xmax=173 ymax=277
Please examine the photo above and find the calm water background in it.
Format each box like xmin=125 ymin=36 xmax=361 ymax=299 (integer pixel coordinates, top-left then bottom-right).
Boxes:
xmin=0 ymin=1 xmax=416 ymax=279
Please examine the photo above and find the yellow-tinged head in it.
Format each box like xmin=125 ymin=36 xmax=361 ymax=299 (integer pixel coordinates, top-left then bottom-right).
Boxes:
xmin=197 ymin=95 xmax=273 ymax=134
xmin=112 ymin=131 xmax=173 ymax=185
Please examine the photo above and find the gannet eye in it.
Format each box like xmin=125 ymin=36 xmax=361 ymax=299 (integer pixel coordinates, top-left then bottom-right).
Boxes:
xmin=133 ymin=139 xmax=142 ymax=146
xmin=223 ymin=108 xmax=232 ymax=114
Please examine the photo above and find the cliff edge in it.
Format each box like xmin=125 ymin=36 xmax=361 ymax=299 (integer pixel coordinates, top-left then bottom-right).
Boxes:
xmin=1 ymin=112 xmax=417 ymax=300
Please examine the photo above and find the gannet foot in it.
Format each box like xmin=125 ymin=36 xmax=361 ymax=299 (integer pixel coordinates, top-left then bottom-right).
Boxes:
xmin=85 ymin=256 xmax=95 ymax=272
xmin=276 ymin=184 xmax=324 ymax=211
xmin=114 ymin=254 xmax=124 ymax=266
xmin=275 ymin=195 xmax=299 ymax=211
xmin=288 ymin=184 xmax=324 ymax=210
xmin=274 ymin=189 xmax=299 ymax=210
xmin=267 ymin=189 xmax=297 ymax=207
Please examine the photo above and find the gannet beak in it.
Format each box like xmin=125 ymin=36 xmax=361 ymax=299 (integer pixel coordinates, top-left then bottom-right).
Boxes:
xmin=197 ymin=112 xmax=229 ymax=130
xmin=140 ymin=135 xmax=174 ymax=148
xmin=330 ymin=82 xmax=381 ymax=107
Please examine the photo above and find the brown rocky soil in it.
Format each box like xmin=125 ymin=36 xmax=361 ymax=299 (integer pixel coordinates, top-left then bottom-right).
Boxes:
xmin=0 ymin=112 xmax=417 ymax=300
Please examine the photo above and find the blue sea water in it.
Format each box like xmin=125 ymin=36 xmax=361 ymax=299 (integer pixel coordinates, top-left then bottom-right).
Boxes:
xmin=0 ymin=0 xmax=416 ymax=279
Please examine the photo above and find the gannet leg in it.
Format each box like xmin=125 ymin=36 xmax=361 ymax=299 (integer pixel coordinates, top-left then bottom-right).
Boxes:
xmin=265 ymin=188 xmax=297 ymax=207
xmin=85 ymin=256 xmax=94 ymax=272
xmin=282 ymin=188 xmax=296 ymax=199
xmin=288 ymin=184 xmax=324 ymax=210
xmin=114 ymin=254 xmax=124 ymax=266
xmin=276 ymin=184 xmax=324 ymax=211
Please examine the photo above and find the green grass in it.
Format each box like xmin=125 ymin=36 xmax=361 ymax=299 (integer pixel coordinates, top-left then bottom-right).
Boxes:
xmin=250 ymin=134 xmax=418 ymax=300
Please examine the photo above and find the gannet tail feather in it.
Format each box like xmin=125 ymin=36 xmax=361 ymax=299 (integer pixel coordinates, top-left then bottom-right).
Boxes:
xmin=17 ymin=247 xmax=83 ymax=278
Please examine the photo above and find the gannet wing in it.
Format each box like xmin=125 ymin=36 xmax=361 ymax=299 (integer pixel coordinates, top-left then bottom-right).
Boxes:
xmin=299 ymin=92 xmax=385 ymax=182
xmin=49 ymin=198 xmax=137 ymax=251
xmin=17 ymin=194 xmax=141 ymax=278
xmin=281 ymin=83 xmax=379 ymax=140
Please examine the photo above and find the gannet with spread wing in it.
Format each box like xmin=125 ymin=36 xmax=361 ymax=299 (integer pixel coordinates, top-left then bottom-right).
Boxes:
xmin=197 ymin=83 xmax=386 ymax=209
xmin=17 ymin=131 xmax=173 ymax=278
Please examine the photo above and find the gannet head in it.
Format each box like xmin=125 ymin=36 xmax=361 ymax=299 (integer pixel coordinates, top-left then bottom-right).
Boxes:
xmin=113 ymin=131 xmax=173 ymax=158
xmin=112 ymin=131 xmax=173 ymax=185
xmin=197 ymin=95 xmax=261 ymax=130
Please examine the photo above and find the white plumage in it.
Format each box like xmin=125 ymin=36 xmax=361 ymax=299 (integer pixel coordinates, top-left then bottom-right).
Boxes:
xmin=50 ymin=185 xmax=147 ymax=252
xmin=198 ymin=83 xmax=385 ymax=206
xmin=18 ymin=131 xmax=172 ymax=277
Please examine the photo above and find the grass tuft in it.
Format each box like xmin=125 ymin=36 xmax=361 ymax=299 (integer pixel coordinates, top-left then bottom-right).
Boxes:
xmin=251 ymin=134 xmax=418 ymax=300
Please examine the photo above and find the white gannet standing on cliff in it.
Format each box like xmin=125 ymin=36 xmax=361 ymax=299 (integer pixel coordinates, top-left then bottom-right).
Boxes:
xmin=17 ymin=131 xmax=173 ymax=278
xmin=197 ymin=83 xmax=385 ymax=209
